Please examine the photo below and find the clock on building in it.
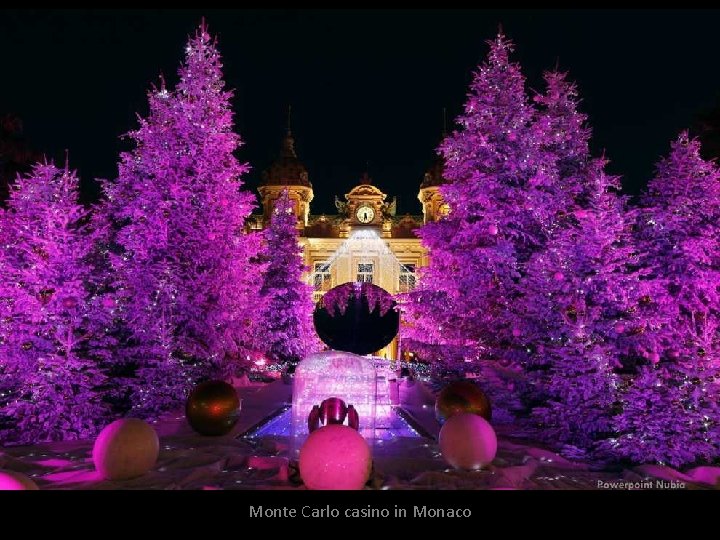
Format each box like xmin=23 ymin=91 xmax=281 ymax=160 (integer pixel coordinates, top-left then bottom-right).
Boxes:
xmin=356 ymin=204 xmax=375 ymax=224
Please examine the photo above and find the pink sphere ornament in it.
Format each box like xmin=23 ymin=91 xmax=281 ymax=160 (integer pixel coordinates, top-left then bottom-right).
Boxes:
xmin=574 ymin=209 xmax=589 ymax=219
xmin=101 ymin=297 xmax=116 ymax=309
xmin=553 ymin=271 xmax=564 ymax=282
xmin=511 ymin=327 xmax=522 ymax=337
xmin=439 ymin=413 xmax=497 ymax=470
xmin=614 ymin=322 xmax=625 ymax=334
xmin=487 ymin=224 xmax=498 ymax=236
xmin=62 ymin=296 xmax=78 ymax=309
xmin=649 ymin=352 xmax=660 ymax=364
xmin=0 ymin=470 xmax=39 ymax=490
xmin=93 ymin=418 xmax=159 ymax=481
xmin=299 ymin=424 xmax=371 ymax=490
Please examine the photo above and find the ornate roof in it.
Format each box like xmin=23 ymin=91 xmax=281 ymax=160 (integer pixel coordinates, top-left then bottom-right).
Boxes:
xmin=420 ymin=155 xmax=447 ymax=189
xmin=261 ymin=130 xmax=312 ymax=188
xmin=390 ymin=214 xmax=422 ymax=238
xmin=346 ymin=179 xmax=386 ymax=199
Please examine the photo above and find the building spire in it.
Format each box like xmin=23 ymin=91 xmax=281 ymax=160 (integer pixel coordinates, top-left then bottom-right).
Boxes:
xmin=280 ymin=106 xmax=297 ymax=158
xmin=261 ymin=117 xmax=311 ymax=188
xmin=360 ymin=161 xmax=372 ymax=185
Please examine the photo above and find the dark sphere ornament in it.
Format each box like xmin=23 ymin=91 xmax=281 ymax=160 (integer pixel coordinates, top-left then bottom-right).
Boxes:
xmin=435 ymin=380 xmax=492 ymax=424
xmin=313 ymin=282 xmax=399 ymax=355
xmin=185 ymin=380 xmax=241 ymax=436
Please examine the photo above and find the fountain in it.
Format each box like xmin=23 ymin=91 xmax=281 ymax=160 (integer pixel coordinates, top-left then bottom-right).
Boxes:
xmin=245 ymin=281 xmax=425 ymax=450
xmin=292 ymin=350 xmax=377 ymax=440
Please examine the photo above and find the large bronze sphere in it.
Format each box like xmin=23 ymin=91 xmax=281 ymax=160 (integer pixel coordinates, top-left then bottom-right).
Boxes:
xmin=185 ymin=380 xmax=241 ymax=436
xmin=435 ymin=380 xmax=492 ymax=424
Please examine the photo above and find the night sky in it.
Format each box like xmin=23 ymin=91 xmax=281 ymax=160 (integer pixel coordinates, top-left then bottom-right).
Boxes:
xmin=2 ymin=9 xmax=720 ymax=214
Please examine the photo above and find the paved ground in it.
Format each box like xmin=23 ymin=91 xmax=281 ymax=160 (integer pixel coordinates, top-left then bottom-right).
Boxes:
xmin=0 ymin=379 xmax=717 ymax=490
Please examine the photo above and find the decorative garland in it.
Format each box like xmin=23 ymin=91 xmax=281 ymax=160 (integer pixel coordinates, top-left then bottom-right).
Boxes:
xmin=320 ymin=282 xmax=396 ymax=317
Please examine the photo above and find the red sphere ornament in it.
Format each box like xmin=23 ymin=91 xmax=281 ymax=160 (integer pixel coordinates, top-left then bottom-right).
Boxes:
xmin=37 ymin=288 xmax=55 ymax=305
xmin=435 ymin=380 xmax=492 ymax=424
xmin=307 ymin=397 xmax=360 ymax=433
xmin=185 ymin=380 xmax=241 ymax=436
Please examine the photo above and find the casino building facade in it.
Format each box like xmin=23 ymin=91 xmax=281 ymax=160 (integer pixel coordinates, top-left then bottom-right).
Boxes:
xmin=247 ymin=127 xmax=448 ymax=358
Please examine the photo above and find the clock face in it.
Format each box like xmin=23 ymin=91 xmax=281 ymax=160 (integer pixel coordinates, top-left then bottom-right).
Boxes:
xmin=356 ymin=205 xmax=375 ymax=224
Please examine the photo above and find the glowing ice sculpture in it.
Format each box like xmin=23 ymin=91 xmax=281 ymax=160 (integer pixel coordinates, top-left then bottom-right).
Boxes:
xmin=292 ymin=350 xmax=376 ymax=452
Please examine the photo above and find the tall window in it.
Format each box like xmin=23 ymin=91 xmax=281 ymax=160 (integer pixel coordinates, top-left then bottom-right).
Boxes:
xmin=357 ymin=262 xmax=374 ymax=284
xmin=313 ymin=263 xmax=332 ymax=292
xmin=399 ymin=264 xmax=416 ymax=293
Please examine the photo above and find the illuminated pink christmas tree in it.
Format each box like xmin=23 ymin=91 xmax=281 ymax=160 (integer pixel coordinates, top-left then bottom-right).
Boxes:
xmin=532 ymin=70 xmax=591 ymax=192
xmin=0 ymin=206 xmax=13 ymax=416
xmin=0 ymin=162 xmax=109 ymax=444
xmin=515 ymin=158 xmax=642 ymax=451
xmin=256 ymin=191 xmax=318 ymax=365
xmin=605 ymin=132 xmax=720 ymax=466
xmin=504 ymin=69 xmax=595 ymax=376
xmin=103 ymin=21 xmax=262 ymax=416
xmin=402 ymin=33 xmax=553 ymax=372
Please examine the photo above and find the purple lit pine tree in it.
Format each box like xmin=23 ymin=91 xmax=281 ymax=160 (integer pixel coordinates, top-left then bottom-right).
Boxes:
xmin=0 ymin=161 xmax=109 ymax=444
xmin=256 ymin=191 xmax=318 ymax=365
xmin=0 ymin=206 xmax=13 ymax=415
xmin=505 ymin=69 xmax=595 ymax=377
xmin=528 ymin=70 xmax=592 ymax=233
xmin=103 ymin=21 xmax=262 ymax=417
xmin=515 ymin=159 xmax=643 ymax=452
xmin=606 ymin=132 xmax=720 ymax=467
xmin=402 ymin=32 xmax=544 ymax=372
xmin=532 ymin=70 xmax=591 ymax=195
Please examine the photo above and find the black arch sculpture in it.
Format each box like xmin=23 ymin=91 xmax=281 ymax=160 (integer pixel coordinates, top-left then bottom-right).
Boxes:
xmin=313 ymin=282 xmax=400 ymax=355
